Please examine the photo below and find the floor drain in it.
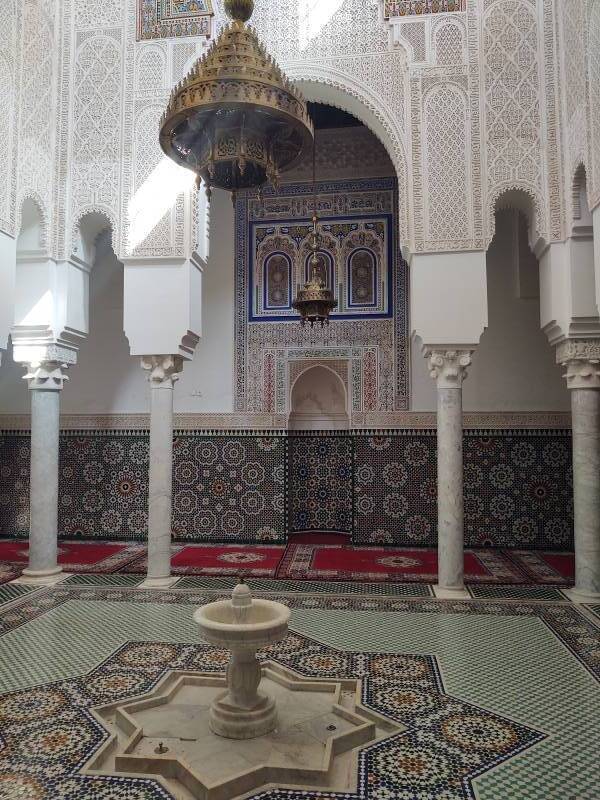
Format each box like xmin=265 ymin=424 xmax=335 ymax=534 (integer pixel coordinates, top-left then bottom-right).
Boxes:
xmin=327 ymin=724 xmax=337 ymax=732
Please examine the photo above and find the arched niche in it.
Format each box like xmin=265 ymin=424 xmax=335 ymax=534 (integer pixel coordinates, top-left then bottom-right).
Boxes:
xmin=17 ymin=197 xmax=46 ymax=252
xmin=289 ymin=365 xmax=349 ymax=430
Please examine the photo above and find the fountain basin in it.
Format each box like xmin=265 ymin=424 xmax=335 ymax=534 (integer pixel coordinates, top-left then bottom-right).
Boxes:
xmin=194 ymin=586 xmax=291 ymax=739
xmin=194 ymin=598 xmax=290 ymax=649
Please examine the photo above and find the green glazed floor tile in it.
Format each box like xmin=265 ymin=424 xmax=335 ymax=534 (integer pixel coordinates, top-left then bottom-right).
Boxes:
xmin=62 ymin=573 xmax=144 ymax=587
xmin=467 ymin=584 xmax=568 ymax=601
xmin=0 ymin=583 xmax=37 ymax=605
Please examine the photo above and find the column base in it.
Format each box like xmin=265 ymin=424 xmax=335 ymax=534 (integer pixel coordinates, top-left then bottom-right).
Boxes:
xmin=140 ymin=576 xmax=179 ymax=589
xmin=433 ymin=585 xmax=470 ymax=600
xmin=562 ymin=587 xmax=600 ymax=603
xmin=19 ymin=567 xmax=66 ymax=585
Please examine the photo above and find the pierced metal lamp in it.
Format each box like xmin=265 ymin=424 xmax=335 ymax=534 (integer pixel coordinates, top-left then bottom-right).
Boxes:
xmin=292 ymin=137 xmax=338 ymax=327
xmin=159 ymin=0 xmax=314 ymax=201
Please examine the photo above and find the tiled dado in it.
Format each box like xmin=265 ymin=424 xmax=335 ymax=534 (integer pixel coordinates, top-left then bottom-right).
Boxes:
xmin=0 ymin=429 xmax=574 ymax=549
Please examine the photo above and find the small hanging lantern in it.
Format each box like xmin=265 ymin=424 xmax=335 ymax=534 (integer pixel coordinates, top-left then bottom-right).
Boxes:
xmin=292 ymin=136 xmax=337 ymax=327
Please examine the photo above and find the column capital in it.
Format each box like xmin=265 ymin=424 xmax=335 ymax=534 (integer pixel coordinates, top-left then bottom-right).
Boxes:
xmin=425 ymin=348 xmax=474 ymax=389
xmin=556 ymin=339 xmax=600 ymax=390
xmin=141 ymin=355 xmax=184 ymax=388
xmin=23 ymin=361 xmax=69 ymax=391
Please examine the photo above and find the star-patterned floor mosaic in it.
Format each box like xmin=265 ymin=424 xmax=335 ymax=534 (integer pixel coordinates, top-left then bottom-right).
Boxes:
xmin=0 ymin=583 xmax=598 ymax=799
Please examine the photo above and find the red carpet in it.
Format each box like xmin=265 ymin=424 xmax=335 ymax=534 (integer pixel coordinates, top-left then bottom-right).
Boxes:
xmin=277 ymin=543 xmax=526 ymax=584
xmin=122 ymin=544 xmax=286 ymax=577
xmin=507 ymin=550 xmax=575 ymax=585
xmin=0 ymin=537 xmax=576 ymax=585
xmin=171 ymin=544 xmax=285 ymax=576
xmin=0 ymin=540 xmax=144 ymax=575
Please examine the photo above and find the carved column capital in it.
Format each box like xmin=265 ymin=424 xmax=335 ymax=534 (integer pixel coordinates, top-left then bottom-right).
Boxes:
xmin=556 ymin=340 xmax=600 ymax=390
xmin=141 ymin=355 xmax=184 ymax=389
xmin=23 ymin=361 xmax=69 ymax=391
xmin=425 ymin=349 xmax=473 ymax=389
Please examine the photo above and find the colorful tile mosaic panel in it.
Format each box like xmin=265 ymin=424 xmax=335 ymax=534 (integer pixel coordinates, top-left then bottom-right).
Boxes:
xmin=384 ymin=0 xmax=465 ymax=17
xmin=353 ymin=431 xmax=574 ymax=549
xmin=137 ymin=0 xmax=213 ymax=41
xmin=354 ymin=432 xmax=438 ymax=545
xmin=0 ymin=430 xmax=574 ymax=549
xmin=59 ymin=433 xmax=150 ymax=541
xmin=463 ymin=432 xmax=573 ymax=549
xmin=172 ymin=434 xmax=286 ymax=542
xmin=235 ymin=178 xmax=409 ymax=413
xmin=288 ymin=435 xmax=352 ymax=532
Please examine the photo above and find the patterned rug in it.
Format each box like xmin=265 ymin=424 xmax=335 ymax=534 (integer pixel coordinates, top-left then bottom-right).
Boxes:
xmin=123 ymin=544 xmax=286 ymax=577
xmin=277 ymin=544 xmax=526 ymax=584
xmin=506 ymin=550 xmax=574 ymax=585
xmin=0 ymin=539 xmax=145 ymax=576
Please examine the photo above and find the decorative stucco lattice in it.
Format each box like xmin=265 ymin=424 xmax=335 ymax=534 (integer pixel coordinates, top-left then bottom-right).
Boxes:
xmin=483 ymin=0 xmax=544 ymax=242
xmin=70 ymin=32 xmax=123 ymax=237
xmin=423 ymin=84 xmax=470 ymax=248
xmin=433 ymin=20 xmax=465 ymax=65
xmin=75 ymin=0 xmax=123 ymax=29
xmin=17 ymin=0 xmax=56 ymax=232
xmin=589 ymin=0 xmax=600 ymax=207
xmin=0 ymin=2 xmax=17 ymax=236
xmin=559 ymin=0 xmax=589 ymax=224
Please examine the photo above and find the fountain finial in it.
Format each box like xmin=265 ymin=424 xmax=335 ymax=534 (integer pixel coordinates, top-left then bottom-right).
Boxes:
xmin=232 ymin=577 xmax=252 ymax=622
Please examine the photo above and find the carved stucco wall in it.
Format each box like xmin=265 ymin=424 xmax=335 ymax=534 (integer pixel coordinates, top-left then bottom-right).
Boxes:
xmin=2 ymin=0 xmax=598 ymax=264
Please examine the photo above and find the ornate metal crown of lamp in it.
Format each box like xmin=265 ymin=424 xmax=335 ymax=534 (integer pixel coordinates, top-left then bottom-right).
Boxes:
xmin=159 ymin=0 xmax=314 ymax=201
xmin=292 ymin=137 xmax=338 ymax=327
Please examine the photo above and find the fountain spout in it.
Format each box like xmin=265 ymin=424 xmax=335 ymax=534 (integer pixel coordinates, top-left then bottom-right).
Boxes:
xmin=231 ymin=576 xmax=252 ymax=623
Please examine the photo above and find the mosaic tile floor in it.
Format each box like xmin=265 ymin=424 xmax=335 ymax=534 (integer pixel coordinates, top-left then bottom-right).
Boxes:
xmin=0 ymin=584 xmax=598 ymax=799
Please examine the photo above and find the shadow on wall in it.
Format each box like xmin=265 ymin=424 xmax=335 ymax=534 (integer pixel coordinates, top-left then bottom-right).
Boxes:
xmin=288 ymin=365 xmax=349 ymax=430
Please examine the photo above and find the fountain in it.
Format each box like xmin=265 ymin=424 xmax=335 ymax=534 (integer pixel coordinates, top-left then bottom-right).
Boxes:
xmin=193 ymin=578 xmax=291 ymax=739
xmin=86 ymin=580 xmax=402 ymax=799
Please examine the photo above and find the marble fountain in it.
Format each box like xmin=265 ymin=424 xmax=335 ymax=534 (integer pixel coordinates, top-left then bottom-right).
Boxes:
xmin=84 ymin=580 xmax=402 ymax=799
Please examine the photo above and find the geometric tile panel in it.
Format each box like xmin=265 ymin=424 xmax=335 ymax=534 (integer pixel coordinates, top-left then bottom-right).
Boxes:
xmin=288 ymin=435 xmax=352 ymax=533
xmin=0 ymin=429 xmax=574 ymax=549
xmin=172 ymin=434 xmax=286 ymax=543
xmin=137 ymin=0 xmax=213 ymax=41
xmin=463 ymin=432 xmax=573 ymax=550
xmin=0 ymin=631 xmax=544 ymax=798
xmin=354 ymin=432 xmax=438 ymax=545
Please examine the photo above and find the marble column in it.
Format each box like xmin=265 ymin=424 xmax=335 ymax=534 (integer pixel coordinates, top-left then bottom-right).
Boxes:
xmin=22 ymin=361 xmax=68 ymax=580
xmin=557 ymin=340 xmax=600 ymax=599
xmin=141 ymin=355 xmax=184 ymax=587
xmin=427 ymin=349 xmax=473 ymax=593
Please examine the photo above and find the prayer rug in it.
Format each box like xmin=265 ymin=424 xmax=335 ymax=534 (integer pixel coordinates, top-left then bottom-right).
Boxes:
xmin=277 ymin=544 xmax=526 ymax=584
xmin=506 ymin=550 xmax=574 ymax=585
xmin=122 ymin=544 xmax=286 ymax=577
xmin=0 ymin=539 xmax=145 ymax=574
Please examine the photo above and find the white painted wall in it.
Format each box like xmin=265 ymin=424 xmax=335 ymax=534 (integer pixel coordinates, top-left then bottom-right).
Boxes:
xmin=0 ymin=189 xmax=235 ymax=414
xmin=0 ymin=196 xmax=569 ymax=416
xmin=411 ymin=210 xmax=569 ymax=411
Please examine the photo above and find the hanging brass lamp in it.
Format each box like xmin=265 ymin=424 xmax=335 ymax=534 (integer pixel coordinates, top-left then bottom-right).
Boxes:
xmin=159 ymin=0 xmax=314 ymax=200
xmin=292 ymin=137 xmax=337 ymax=327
